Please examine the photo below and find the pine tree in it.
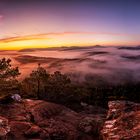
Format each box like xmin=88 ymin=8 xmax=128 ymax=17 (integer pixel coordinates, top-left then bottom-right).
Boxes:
xmin=0 ymin=58 xmax=20 ymax=97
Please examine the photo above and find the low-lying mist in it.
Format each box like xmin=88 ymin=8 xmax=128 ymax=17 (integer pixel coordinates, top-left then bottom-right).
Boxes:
xmin=0 ymin=46 xmax=140 ymax=85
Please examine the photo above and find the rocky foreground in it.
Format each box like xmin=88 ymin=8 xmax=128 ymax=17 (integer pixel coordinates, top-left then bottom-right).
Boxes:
xmin=0 ymin=99 xmax=139 ymax=140
xmin=102 ymin=101 xmax=140 ymax=140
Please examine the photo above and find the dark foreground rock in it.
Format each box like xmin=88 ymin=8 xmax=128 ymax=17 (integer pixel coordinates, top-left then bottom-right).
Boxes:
xmin=0 ymin=99 xmax=139 ymax=140
xmin=0 ymin=99 xmax=106 ymax=140
xmin=101 ymin=100 xmax=140 ymax=140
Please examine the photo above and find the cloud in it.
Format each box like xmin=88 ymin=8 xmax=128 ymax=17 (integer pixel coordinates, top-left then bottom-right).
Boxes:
xmin=0 ymin=31 xmax=134 ymax=43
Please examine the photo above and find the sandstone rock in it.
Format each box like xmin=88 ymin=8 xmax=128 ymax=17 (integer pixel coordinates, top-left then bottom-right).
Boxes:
xmin=101 ymin=100 xmax=140 ymax=140
xmin=23 ymin=99 xmax=65 ymax=123
xmin=8 ymin=121 xmax=31 ymax=140
xmin=0 ymin=116 xmax=10 ymax=138
xmin=0 ymin=102 xmax=30 ymax=122
xmin=24 ymin=125 xmax=41 ymax=138
xmin=0 ymin=99 xmax=106 ymax=140
xmin=79 ymin=116 xmax=103 ymax=134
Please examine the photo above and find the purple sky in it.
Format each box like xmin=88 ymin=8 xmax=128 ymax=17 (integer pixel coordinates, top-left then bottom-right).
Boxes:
xmin=0 ymin=0 xmax=140 ymax=49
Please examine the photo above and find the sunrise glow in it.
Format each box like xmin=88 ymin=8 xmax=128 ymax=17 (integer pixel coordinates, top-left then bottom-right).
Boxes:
xmin=0 ymin=32 xmax=139 ymax=50
xmin=0 ymin=0 xmax=140 ymax=50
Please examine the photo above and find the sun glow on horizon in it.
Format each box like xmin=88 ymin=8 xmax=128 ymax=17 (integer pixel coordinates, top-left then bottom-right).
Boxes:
xmin=1 ymin=0 xmax=140 ymax=50
xmin=0 ymin=33 xmax=139 ymax=50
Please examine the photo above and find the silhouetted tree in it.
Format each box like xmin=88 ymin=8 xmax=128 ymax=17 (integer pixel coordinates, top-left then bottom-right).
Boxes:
xmin=21 ymin=64 xmax=49 ymax=98
xmin=0 ymin=58 xmax=20 ymax=80
xmin=21 ymin=65 xmax=72 ymax=102
xmin=0 ymin=58 xmax=20 ymax=97
xmin=44 ymin=71 xmax=71 ymax=101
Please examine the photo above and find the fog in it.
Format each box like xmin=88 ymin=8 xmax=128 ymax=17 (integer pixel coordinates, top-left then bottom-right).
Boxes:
xmin=0 ymin=46 xmax=140 ymax=85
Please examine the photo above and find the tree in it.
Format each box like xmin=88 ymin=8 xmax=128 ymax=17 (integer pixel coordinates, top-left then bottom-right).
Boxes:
xmin=21 ymin=65 xmax=72 ymax=102
xmin=0 ymin=58 xmax=20 ymax=80
xmin=0 ymin=58 xmax=20 ymax=97
xmin=21 ymin=64 xmax=49 ymax=98
xmin=44 ymin=71 xmax=71 ymax=102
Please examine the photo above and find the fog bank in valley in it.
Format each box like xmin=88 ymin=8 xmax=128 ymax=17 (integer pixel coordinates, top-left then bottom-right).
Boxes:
xmin=0 ymin=46 xmax=140 ymax=85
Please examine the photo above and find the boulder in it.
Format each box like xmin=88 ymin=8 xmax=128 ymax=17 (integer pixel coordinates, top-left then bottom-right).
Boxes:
xmin=101 ymin=100 xmax=140 ymax=140
xmin=11 ymin=94 xmax=22 ymax=102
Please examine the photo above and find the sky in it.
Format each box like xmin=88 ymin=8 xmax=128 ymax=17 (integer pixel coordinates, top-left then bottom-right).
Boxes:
xmin=0 ymin=0 xmax=140 ymax=50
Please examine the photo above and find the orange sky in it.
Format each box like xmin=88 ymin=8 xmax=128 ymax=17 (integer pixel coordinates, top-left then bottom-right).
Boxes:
xmin=0 ymin=32 xmax=139 ymax=50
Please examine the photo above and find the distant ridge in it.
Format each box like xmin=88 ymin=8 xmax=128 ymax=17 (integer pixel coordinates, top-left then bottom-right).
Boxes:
xmin=118 ymin=46 xmax=140 ymax=50
xmin=18 ymin=45 xmax=105 ymax=52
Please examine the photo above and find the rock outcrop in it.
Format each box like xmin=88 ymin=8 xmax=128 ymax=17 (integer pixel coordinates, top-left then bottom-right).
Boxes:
xmin=0 ymin=99 xmax=139 ymax=140
xmin=101 ymin=100 xmax=140 ymax=140
xmin=0 ymin=99 xmax=106 ymax=140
